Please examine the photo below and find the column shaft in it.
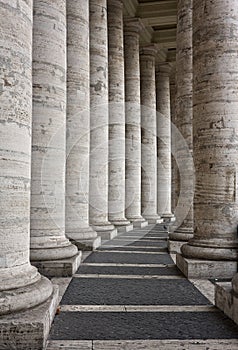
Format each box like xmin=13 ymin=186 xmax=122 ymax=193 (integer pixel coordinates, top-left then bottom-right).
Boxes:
xmin=66 ymin=0 xmax=100 ymax=249
xmin=180 ymin=0 xmax=238 ymax=272
xmin=140 ymin=46 xmax=162 ymax=224
xmin=124 ymin=19 xmax=148 ymax=228
xmin=89 ymin=0 xmax=116 ymax=240
xmin=0 ymin=0 xmax=52 ymax=315
xmin=156 ymin=64 xmax=174 ymax=221
xmin=108 ymin=0 xmax=132 ymax=232
xmin=31 ymin=0 xmax=79 ymax=274
xmin=169 ymin=0 xmax=194 ymax=250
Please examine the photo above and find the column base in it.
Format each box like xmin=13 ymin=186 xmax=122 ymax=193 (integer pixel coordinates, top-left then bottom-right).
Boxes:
xmin=31 ymin=252 xmax=82 ymax=278
xmin=143 ymin=215 xmax=163 ymax=224
xmin=110 ymin=219 xmax=134 ymax=233
xmin=71 ymin=236 xmax=101 ymax=251
xmin=176 ymin=253 xmax=237 ymax=279
xmin=168 ymin=240 xmax=186 ymax=254
xmin=215 ymin=282 xmax=238 ymax=326
xmin=169 ymin=229 xmax=194 ymax=242
xmin=92 ymin=223 xmax=118 ymax=240
xmin=161 ymin=213 xmax=176 ymax=223
xmin=127 ymin=217 xmax=149 ymax=228
xmin=0 ymin=286 xmax=58 ymax=350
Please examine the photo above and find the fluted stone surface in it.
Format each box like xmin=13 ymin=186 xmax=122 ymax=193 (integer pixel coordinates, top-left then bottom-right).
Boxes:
xmin=140 ymin=46 xmax=161 ymax=223
xmin=66 ymin=0 xmax=100 ymax=249
xmin=31 ymin=0 xmax=78 ymax=263
xmin=181 ymin=0 xmax=238 ymax=261
xmin=108 ymin=0 xmax=132 ymax=231
xmin=170 ymin=0 xmax=194 ymax=244
xmin=156 ymin=63 xmax=174 ymax=221
xmin=0 ymin=0 xmax=52 ymax=315
xmin=124 ymin=19 xmax=147 ymax=228
xmin=89 ymin=0 xmax=116 ymax=240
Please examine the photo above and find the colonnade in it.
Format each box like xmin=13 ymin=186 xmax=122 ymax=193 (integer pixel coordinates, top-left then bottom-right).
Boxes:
xmin=1 ymin=0 xmax=238 ymax=345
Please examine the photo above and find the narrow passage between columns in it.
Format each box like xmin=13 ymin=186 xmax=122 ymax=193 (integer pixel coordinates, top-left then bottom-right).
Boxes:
xmin=47 ymin=225 xmax=238 ymax=349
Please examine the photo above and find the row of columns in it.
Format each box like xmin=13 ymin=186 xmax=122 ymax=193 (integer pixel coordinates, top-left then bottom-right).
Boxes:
xmin=0 ymin=0 xmax=174 ymax=317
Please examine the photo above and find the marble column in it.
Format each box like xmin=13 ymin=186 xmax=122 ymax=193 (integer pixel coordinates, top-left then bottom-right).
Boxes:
xmin=0 ymin=0 xmax=53 ymax=317
xmin=169 ymin=0 xmax=194 ymax=253
xmin=177 ymin=0 xmax=238 ymax=278
xmin=89 ymin=0 xmax=117 ymax=240
xmin=65 ymin=0 xmax=101 ymax=249
xmin=30 ymin=0 xmax=80 ymax=276
xmin=140 ymin=46 xmax=162 ymax=224
xmin=124 ymin=18 xmax=148 ymax=229
xmin=108 ymin=0 xmax=133 ymax=232
xmin=156 ymin=63 xmax=175 ymax=222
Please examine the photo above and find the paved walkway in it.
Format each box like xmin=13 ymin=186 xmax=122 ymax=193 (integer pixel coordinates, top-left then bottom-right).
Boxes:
xmin=47 ymin=225 xmax=238 ymax=349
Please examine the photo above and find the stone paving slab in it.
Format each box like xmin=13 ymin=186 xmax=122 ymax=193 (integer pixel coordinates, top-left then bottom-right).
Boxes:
xmin=83 ymin=251 xmax=173 ymax=264
xmin=47 ymin=339 xmax=238 ymax=350
xmin=99 ymin=246 xmax=167 ymax=252
xmin=60 ymin=278 xmax=211 ymax=306
xmin=49 ymin=311 xmax=238 ymax=340
xmin=76 ymin=265 xmax=182 ymax=276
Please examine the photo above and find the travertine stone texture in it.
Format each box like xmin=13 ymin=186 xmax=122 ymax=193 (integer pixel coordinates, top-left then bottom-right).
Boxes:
xmin=140 ymin=46 xmax=162 ymax=224
xmin=170 ymin=66 xmax=179 ymax=214
xmin=31 ymin=0 xmax=78 ymax=263
xmin=216 ymin=281 xmax=238 ymax=326
xmin=181 ymin=0 xmax=238 ymax=261
xmin=89 ymin=0 xmax=116 ymax=239
xmin=108 ymin=0 xmax=132 ymax=230
xmin=124 ymin=18 xmax=147 ymax=228
xmin=156 ymin=63 xmax=174 ymax=221
xmin=65 ymin=0 xmax=100 ymax=249
xmin=0 ymin=0 xmax=52 ymax=315
xmin=169 ymin=0 xmax=194 ymax=243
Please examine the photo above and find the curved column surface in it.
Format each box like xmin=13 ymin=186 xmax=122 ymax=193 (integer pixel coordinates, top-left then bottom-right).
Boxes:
xmin=65 ymin=0 xmax=99 ymax=247
xmin=156 ymin=63 xmax=174 ymax=220
xmin=140 ymin=46 xmax=162 ymax=224
xmin=31 ymin=0 xmax=78 ymax=261
xmin=181 ymin=0 xmax=238 ymax=260
xmin=170 ymin=0 xmax=194 ymax=243
xmin=124 ymin=18 xmax=147 ymax=227
xmin=170 ymin=67 xmax=179 ymax=213
xmin=108 ymin=0 xmax=132 ymax=230
xmin=89 ymin=0 xmax=116 ymax=238
xmin=0 ymin=0 xmax=52 ymax=315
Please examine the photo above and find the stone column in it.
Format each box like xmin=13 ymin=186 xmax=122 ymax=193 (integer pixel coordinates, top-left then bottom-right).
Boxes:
xmin=124 ymin=18 xmax=148 ymax=229
xmin=177 ymin=0 xmax=238 ymax=278
xmin=65 ymin=0 xmax=101 ymax=249
xmin=89 ymin=0 xmax=117 ymax=240
xmin=170 ymin=65 xmax=179 ymax=213
xmin=140 ymin=46 xmax=162 ymax=224
xmin=169 ymin=0 xmax=194 ymax=254
xmin=30 ymin=0 xmax=80 ymax=276
xmin=108 ymin=0 xmax=133 ymax=232
xmin=0 ymin=0 xmax=56 ymax=341
xmin=156 ymin=63 xmax=175 ymax=222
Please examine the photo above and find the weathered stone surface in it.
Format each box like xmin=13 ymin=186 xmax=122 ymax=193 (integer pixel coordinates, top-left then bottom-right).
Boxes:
xmin=124 ymin=18 xmax=147 ymax=228
xmin=177 ymin=254 xmax=237 ymax=279
xmin=31 ymin=0 xmax=79 ymax=265
xmin=140 ymin=46 xmax=161 ymax=224
xmin=169 ymin=0 xmax=194 ymax=245
xmin=0 ymin=287 xmax=59 ymax=350
xmin=108 ymin=0 xmax=132 ymax=230
xmin=181 ymin=0 xmax=238 ymax=262
xmin=0 ymin=0 xmax=53 ymax=315
xmin=156 ymin=63 xmax=174 ymax=221
xmin=89 ymin=0 xmax=116 ymax=240
xmin=65 ymin=0 xmax=99 ymax=250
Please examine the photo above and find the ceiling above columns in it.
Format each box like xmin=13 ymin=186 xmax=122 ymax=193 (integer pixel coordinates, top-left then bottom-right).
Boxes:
xmin=123 ymin=0 xmax=177 ymax=63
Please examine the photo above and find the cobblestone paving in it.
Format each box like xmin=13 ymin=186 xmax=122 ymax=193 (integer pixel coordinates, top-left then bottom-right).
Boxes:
xmin=47 ymin=225 xmax=238 ymax=349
